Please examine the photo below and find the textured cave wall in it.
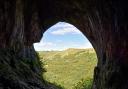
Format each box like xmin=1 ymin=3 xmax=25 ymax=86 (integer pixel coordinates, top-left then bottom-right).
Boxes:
xmin=0 ymin=0 xmax=128 ymax=89
xmin=0 ymin=0 xmax=44 ymax=89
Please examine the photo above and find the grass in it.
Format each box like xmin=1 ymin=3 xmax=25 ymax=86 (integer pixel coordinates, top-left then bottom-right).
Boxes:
xmin=38 ymin=48 xmax=97 ymax=89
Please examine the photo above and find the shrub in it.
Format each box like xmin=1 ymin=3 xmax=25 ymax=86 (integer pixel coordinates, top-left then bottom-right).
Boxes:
xmin=74 ymin=78 xmax=93 ymax=89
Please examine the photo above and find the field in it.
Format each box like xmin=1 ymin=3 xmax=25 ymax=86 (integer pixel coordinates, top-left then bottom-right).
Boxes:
xmin=38 ymin=48 xmax=97 ymax=89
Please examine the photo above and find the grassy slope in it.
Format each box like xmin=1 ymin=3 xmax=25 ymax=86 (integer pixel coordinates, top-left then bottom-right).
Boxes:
xmin=38 ymin=48 xmax=97 ymax=89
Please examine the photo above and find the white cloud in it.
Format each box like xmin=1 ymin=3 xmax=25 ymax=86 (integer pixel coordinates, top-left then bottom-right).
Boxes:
xmin=82 ymin=43 xmax=93 ymax=48
xmin=71 ymin=42 xmax=93 ymax=49
xmin=52 ymin=22 xmax=74 ymax=28
xmin=51 ymin=27 xmax=81 ymax=35
xmin=33 ymin=41 xmax=93 ymax=51
xmin=42 ymin=42 xmax=55 ymax=47
xmin=33 ymin=42 xmax=56 ymax=51
xmin=49 ymin=22 xmax=82 ymax=35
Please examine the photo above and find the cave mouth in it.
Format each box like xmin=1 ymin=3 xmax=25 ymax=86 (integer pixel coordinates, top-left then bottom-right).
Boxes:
xmin=34 ymin=22 xmax=97 ymax=89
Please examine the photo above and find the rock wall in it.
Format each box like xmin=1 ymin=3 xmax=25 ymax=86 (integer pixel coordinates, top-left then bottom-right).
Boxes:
xmin=0 ymin=0 xmax=61 ymax=89
xmin=0 ymin=0 xmax=128 ymax=89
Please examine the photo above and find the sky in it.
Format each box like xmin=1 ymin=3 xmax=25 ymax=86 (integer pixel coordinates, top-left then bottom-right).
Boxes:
xmin=33 ymin=22 xmax=92 ymax=51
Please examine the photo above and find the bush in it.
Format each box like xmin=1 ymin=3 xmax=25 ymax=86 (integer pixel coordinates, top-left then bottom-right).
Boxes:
xmin=74 ymin=78 xmax=93 ymax=89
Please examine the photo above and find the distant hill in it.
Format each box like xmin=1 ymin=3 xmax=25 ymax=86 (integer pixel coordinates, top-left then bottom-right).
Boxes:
xmin=38 ymin=48 xmax=95 ymax=60
xmin=37 ymin=48 xmax=97 ymax=89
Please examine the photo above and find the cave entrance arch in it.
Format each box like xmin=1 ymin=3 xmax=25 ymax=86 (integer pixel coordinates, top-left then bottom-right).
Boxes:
xmin=34 ymin=22 xmax=97 ymax=89
xmin=1 ymin=0 xmax=128 ymax=89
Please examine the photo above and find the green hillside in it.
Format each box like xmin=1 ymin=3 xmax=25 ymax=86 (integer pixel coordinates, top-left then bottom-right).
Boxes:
xmin=38 ymin=48 xmax=97 ymax=89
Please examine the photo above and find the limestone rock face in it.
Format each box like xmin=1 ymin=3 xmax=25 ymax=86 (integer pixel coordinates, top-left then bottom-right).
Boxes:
xmin=0 ymin=0 xmax=128 ymax=89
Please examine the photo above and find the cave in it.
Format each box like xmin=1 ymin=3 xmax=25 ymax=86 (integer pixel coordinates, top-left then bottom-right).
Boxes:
xmin=0 ymin=0 xmax=128 ymax=89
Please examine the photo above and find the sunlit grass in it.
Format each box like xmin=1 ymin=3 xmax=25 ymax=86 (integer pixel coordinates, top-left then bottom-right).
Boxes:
xmin=38 ymin=48 xmax=97 ymax=89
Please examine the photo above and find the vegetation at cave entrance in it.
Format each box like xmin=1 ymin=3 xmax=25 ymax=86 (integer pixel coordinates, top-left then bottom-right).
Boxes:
xmin=38 ymin=48 xmax=97 ymax=89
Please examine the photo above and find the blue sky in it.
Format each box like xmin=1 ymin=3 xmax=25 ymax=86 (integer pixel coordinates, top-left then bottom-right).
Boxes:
xmin=34 ymin=22 xmax=92 ymax=51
